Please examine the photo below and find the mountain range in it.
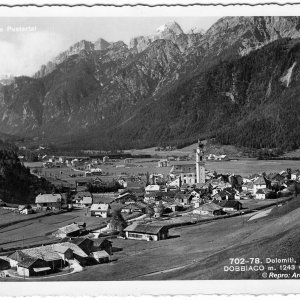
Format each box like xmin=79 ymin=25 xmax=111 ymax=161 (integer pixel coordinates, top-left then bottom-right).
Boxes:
xmin=0 ymin=17 xmax=300 ymax=151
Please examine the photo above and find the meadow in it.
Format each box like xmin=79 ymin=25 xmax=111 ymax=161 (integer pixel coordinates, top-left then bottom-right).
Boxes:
xmin=25 ymin=159 xmax=300 ymax=185
xmin=0 ymin=208 xmax=106 ymax=251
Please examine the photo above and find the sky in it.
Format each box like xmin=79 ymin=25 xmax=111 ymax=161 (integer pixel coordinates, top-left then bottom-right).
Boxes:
xmin=0 ymin=17 xmax=219 ymax=77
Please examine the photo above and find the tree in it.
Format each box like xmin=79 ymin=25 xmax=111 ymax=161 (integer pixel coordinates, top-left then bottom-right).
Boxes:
xmin=146 ymin=204 xmax=155 ymax=220
xmin=109 ymin=208 xmax=127 ymax=235
xmin=156 ymin=200 xmax=165 ymax=217
xmin=146 ymin=171 xmax=150 ymax=186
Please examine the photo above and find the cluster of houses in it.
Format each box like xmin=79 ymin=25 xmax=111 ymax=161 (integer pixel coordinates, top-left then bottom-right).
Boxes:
xmin=207 ymin=154 xmax=229 ymax=161
xmin=5 ymin=235 xmax=113 ymax=277
xmin=42 ymin=155 xmax=109 ymax=175
xmin=34 ymin=163 xmax=300 ymax=219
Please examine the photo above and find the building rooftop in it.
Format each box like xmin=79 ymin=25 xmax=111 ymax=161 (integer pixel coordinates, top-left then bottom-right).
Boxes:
xmin=92 ymin=193 xmax=116 ymax=204
xmin=18 ymin=257 xmax=40 ymax=268
xmin=91 ymin=203 xmax=110 ymax=211
xmin=14 ymin=245 xmax=62 ymax=262
xmin=253 ymin=177 xmax=267 ymax=185
xmin=124 ymin=223 xmax=168 ymax=235
xmin=82 ymin=197 xmax=93 ymax=204
xmin=35 ymin=194 xmax=61 ymax=204
xmin=59 ymin=242 xmax=88 ymax=258
xmin=92 ymin=250 xmax=110 ymax=259
xmin=57 ymin=223 xmax=81 ymax=235
xmin=196 ymin=203 xmax=223 ymax=211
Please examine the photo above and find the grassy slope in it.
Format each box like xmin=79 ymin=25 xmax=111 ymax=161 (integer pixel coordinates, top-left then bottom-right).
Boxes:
xmin=125 ymin=140 xmax=243 ymax=158
xmin=29 ymin=197 xmax=299 ymax=281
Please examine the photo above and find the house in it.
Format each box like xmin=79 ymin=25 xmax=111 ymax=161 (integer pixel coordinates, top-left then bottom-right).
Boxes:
xmin=67 ymin=237 xmax=94 ymax=255
xmin=8 ymin=245 xmax=65 ymax=271
xmin=291 ymin=171 xmax=300 ymax=181
xmin=115 ymin=192 xmax=136 ymax=204
xmin=191 ymin=198 xmax=205 ymax=208
xmin=35 ymin=194 xmax=62 ymax=211
xmin=91 ymin=250 xmax=110 ymax=263
xmin=193 ymin=203 xmax=225 ymax=216
xmin=190 ymin=189 xmax=201 ymax=200
xmin=75 ymin=178 xmax=92 ymax=191
xmin=268 ymin=173 xmax=285 ymax=184
xmin=167 ymin=203 xmax=181 ymax=212
xmin=82 ymin=196 xmax=93 ymax=207
xmin=212 ymin=191 xmax=232 ymax=201
xmin=58 ymin=242 xmax=89 ymax=266
xmin=157 ymin=159 xmax=169 ymax=167
xmin=253 ymin=177 xmax=267 ymax=194
xmin=144 ymin=192 xmax=162 ymax=203
xmin=73 ymin=191 xmax=92 ymax=204
xmin=52 ymin=223 xmax=84 ymax=238
xmin=221 ymin=200 xmax=243 ymax=211
xmin=93 ymin=237 xmax=113 ymax=255
xmin=145 ymin=185 xmax=161 ymax=194
xmin=17 ymin=258 xmax=51 ymax=277
xmin=124 ymin=223 xmax=169 ymax=241
xmin=90 ymin=203 xmax=111 ymax=218
xmin=90 ymin=168 xmax=102 ymax=176
xmin=121 ymin=202 xmax=146 ymax=214
xmin=278 ymin=188 xmax=293 ymax=197
xmin=242 ymin=182 xmax=254 ymax=193
xmin=92 ymin=193 xmax=116 ymax=205
xmin=174 ymin=192 xmax=190 ymax=205
xmin=209 ymin=179 xmax=223 ymax=188
xmin=255 ymin=188 xmax=273 ymax=200
xmin=52 ymin=245 xmax=74 ymax=262
xmin=18 ymin=204 xmax=33 ymax=215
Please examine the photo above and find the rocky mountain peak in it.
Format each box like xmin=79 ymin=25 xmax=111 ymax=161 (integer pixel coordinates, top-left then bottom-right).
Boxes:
xmin=201 ymin=16 xmax=300 ymax=56
xmin=94 ymin=38 xmax=111 ymax=51
xmin=67 ymin=40 xmax=95 ymax=53
xmin=156 ymin=21 xmax=184 ymax=36
xmin=130 ymin=21 xmax=189 ymax=53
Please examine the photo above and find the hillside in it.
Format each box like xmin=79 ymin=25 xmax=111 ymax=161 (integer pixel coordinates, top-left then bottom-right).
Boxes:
xmin=41 ymin=196 xmax=300 ymax=281
xmin=97 ymin=38 xmax=300 ymax=151
xmin=0 ymin=146 xmax=53 ymax=204
xmin=0 ymin=17 xmax=300 ymax=151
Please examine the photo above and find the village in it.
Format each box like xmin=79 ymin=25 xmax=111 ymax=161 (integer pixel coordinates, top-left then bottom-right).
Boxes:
xmin=0 ymin=140 xmax=299 ymax=279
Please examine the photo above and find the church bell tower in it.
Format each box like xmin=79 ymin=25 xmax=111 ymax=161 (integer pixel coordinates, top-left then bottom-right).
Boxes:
xmin=196 ymin=140 xmax=205 ymax=184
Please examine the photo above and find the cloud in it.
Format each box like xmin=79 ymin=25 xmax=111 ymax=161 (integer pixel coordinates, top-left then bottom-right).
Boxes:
xmin=0 ymin=30 xmax=66 ymax=76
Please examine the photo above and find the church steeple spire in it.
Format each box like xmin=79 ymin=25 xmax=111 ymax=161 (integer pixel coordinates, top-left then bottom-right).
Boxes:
xmin=196 ymin=139 xmax=205 ymax=183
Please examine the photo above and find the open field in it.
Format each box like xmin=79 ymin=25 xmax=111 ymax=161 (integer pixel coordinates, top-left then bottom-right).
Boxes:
xmin=0 ymin=209 xmax=47 ymax=227
xmin=0 ymin=208 xmax=106 ymax=251
xmin=25 ymin=159 xmax=300 ymax=184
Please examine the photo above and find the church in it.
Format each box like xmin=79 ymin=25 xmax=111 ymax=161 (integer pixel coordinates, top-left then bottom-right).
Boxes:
xmin=169 ymin=140 xmax=206 ymax=186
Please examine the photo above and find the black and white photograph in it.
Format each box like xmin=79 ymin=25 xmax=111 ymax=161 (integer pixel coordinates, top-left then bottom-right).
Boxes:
xmin=0 ymin=1 xmax=299 ymax=294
